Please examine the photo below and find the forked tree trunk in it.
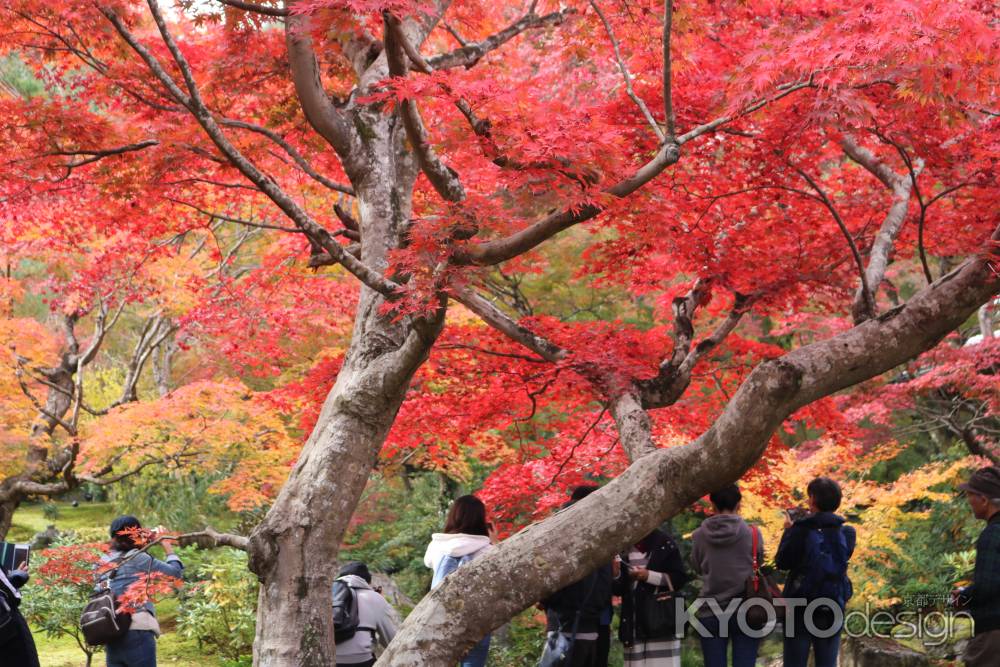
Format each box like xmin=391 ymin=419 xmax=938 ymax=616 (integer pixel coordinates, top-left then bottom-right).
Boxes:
xmin=378 ymin=242 xmax=1000 ymax=665
xmin=247 ymin=107 xmax=442 ymax=666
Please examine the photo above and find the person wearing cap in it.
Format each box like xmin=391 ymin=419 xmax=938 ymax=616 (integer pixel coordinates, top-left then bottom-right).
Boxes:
xmin=957 ymin=467 xmax=1000 ymax=666
xmin=98 ymin=515 xmax=183 ymax=667
xmin=334 ymin=561 xmax=398 ymax=666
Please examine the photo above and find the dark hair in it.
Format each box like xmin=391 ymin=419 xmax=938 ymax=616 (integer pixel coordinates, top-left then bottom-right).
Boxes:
xmin=709 ymin=484 xmax=741 ymax=512
xmin=444 ymin=495 xmax=489 ymax=536
xmin=807 ymin=477 xmax=842 ymax=512
xmin=338 ymin=561 xmax=372 ymax=583
xmin=570 ymin=485 xmax=599 ymax=502
xmin=109 ymin=515 xmax=142 ymax=551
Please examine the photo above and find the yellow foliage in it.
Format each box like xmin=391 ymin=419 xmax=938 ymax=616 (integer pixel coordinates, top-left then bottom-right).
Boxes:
xmin=80 ymin=379 xmax=299 ymax=511
xmin=739 ymin=441 xmax=978 ymax=608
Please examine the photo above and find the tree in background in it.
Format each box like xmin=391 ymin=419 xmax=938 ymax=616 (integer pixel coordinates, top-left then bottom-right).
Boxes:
xmin=0 ymin=0 xmax=997 ymax=664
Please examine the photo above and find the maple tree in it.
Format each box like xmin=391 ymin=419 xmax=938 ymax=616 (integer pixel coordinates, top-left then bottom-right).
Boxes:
xmin=0 ymin=0 xmax=997 ymax=665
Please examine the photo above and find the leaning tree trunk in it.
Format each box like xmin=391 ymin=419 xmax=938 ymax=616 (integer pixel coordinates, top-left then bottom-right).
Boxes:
xmin=377 ymin=238 xmax=1000 ymax=665
xmin=247 ymin=106 xmax=440 ymax=666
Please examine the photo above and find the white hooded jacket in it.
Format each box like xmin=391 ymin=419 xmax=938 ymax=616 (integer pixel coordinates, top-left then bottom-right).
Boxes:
xmin=423 ymin=533 xmax=492 ymax=585
xmin=335 ymin=574 xmax=399 ymax=665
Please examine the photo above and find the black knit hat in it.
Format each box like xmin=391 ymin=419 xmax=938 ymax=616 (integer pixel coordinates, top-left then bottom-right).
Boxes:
xmin=959 ymin=467 xmax=1000 ymax=500
xmin=337 ymin=561 xmax=372 ymax=583
xmin=109 ymin=515 xmax=142 ymax=539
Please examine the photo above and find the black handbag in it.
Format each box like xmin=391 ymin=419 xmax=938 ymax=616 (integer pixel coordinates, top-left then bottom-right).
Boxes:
xmin=635 ymin=574 xmax=683 ymax=639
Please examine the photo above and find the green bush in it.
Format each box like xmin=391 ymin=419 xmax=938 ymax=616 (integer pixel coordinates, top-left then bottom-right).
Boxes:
xmin=176 ymin=547 xmax=257 ymax=661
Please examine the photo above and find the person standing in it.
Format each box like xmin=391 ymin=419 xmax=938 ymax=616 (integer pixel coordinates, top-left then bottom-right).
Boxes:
xmin=333 ymin=561 xmax=398 ymax=667
xmin=99 ymin=515 xmax=184 ymax=667
xmin=0 ymin=558 xmax=39 ymax=667
xmin=691 ymin=483 xmax=763 ymax=667
xmin=775 ymin=477 xmax=855 ymax=667
xmin=956 ymin=466 xmax=1000 ymax=666
xmin=424 ymin=495 xmax=496 ymax=667
xmin=614 ymin=527 xmax=689 ymax=667
xmin=538 ymin=486 xmax=613 ymax=667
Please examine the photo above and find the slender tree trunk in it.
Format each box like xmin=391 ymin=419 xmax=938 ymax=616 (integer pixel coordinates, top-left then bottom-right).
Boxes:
xmin=378 ymin=242 xmax=1000 ymax=666
xmin=247 ymin=108 xmax=441 ymax=666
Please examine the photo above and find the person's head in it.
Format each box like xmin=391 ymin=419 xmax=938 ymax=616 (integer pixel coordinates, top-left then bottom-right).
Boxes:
xmin=570 ymin=485 xmax=599 ymax=503
xmin=709 ymin=484 xmax=741 ymax=513
xmin=960 ymin=467 xmax=1000 ymax=521
xmin=444 ymin=495 xmax=489 ymax=536
xmin=109 ymin=515 xmax=142 ymax=551
xmin=338 ymin=561 xmax=372 ymax=584
xmin=807 ymin=477 xmax=843 ymax=513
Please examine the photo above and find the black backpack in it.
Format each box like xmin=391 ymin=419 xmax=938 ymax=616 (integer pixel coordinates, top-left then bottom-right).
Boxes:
xmin=332 ymin=578 xmax=374 ymax=644
xmin=79 ymin=558 xmax=132 ymax=646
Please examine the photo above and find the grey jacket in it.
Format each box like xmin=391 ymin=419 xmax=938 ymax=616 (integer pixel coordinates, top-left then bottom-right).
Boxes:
xmin=691 ymin=514 xmax=764 ymax=612
xmin=335 ymin=575 xmax=399 ymax=665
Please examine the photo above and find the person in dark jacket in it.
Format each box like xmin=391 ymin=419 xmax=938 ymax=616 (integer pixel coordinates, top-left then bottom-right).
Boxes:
xmin=541 ymin=565 xmax=613 ymax=667
xmin=775 ymin=477 xmax=856 ymax=667
xmin=539 ymin=488 xmax=614 ymax=667
xmin=0 ymin=559 xmax=39 ymax=667
xmin=614 ymin=528 xmax=689 ymax=666
xmin=691 ymin=483 xmax=764 ymax=667
xmin=956 ymin=466 xmax=1000 ymax=666
xmin=566 ymin=485 xmax=614 ymax=667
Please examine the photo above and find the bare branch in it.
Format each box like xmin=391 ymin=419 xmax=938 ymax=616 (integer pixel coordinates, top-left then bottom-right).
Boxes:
xmin=451 ymin=289 xmax=566 ymax=362
xmin=452 ymin=141 xmax=681 ymax=265
xmin=426 ymin=9 xmax=575 ymax=70
xmin=677 ymin=78 xmax=815 ymax=145
xmin=662 ymin=0 xmax=675 ymax=141
xmin=219 ymin=118 xmax=354 ymax=195
xmin=284 ymin=10 xmax=365 ymax=177
xmin=590 ymin=0 xmax=664 ymax=141
xmin=49 ymin=140 xmax=159 ymax=170
xmin=792 ymin=164 xmax=874 ymax=320
xmin=217 ymin=0 xmax=288 ymax=17
xmin=840 ymin=134 xmax=921 ymax=323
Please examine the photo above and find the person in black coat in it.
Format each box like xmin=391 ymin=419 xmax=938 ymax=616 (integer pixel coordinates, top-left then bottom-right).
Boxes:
xmin=1 ymin=560 xmax=40 ymax=667
xmin=614 ymin=528 xmax=689 ymax=666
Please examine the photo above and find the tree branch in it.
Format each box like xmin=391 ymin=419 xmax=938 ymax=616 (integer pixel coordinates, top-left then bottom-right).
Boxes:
xmin=792 ymin=164 xmax=874 ymax=320
xmin=217 ymin=0 xmax=288 ymax=17
xmin=218 ymin=118 xmax=354 ymax=195
xmin=385 ymin=13 xmax=467 ymax=203
xmin=426 ymin=9 xmax=575 ymax=70
xmin=451 ymin=288 xmax=566 ymax=362
xmin=590 ymin=0 xmax=664 ymax=142
xmin=102 ymin=1 xmax=397 ymax=297
xmin=662 ymin=0 xmax=675 ymax=141
xmin=840 ymin=134 xmax=921 ymax=323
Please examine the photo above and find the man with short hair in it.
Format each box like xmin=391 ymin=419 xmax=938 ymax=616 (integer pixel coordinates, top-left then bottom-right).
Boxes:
xmin=691 ymin=483 xmax=763 ymax=667
xmin=957 ymin=467 xmax=1000 ymax=666
xmin=333 ymin=561 xmax=398 ymax=667
xmin=776 ymin=476 xmax=856 ymax=667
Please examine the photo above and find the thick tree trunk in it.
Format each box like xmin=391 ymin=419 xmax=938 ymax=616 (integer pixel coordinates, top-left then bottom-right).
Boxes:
xmin=247 ymin=106 xmax=438 ymax=666
xmin=378 ymin=243 xmax=1000 ymax=666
